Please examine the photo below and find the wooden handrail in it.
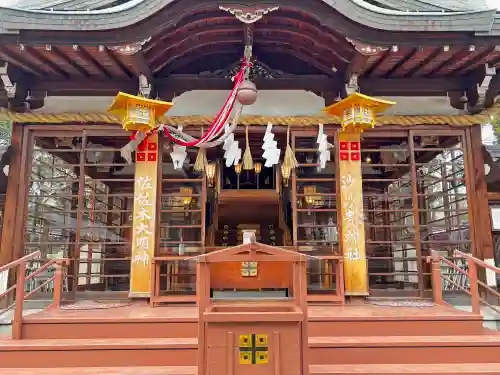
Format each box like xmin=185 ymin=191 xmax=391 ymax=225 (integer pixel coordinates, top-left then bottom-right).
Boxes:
xmin=454 ymin=250 xmax=500 ymax=275
xmin=428 ymin=250 xmax=500 ymax=315
xmin=0 ymin=253 xmax=67 ymax=340
xmin=0 ymin=250 xmax=41 ymax=273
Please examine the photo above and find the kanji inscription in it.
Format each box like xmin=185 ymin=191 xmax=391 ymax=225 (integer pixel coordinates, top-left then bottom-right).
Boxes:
xmin=338 ymin=131 xmax=368 ymax=295
xmin=130 ymin=133 xmax=159 ymax=297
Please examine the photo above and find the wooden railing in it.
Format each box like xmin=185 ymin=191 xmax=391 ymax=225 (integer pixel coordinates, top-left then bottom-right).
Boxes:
xmin=428 ymin=249 xmax=500 ymax=314
xmin=0 ymin=251 xmax=67 ymax=339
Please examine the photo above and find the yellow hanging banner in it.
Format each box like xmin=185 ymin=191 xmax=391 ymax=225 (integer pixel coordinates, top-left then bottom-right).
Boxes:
xmin=129 ymin=133 xmax=159 ymax=297
xmin=338 ymin=131 xmax=368 ymax=295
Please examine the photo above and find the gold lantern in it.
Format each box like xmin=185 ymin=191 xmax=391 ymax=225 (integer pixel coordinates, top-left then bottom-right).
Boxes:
xmin=254 ymin=162 xmax=262 ymax=174
xmin=304 ymin=185 xmax=323 ymax=207
xmin=281 ymin=164 xmax=290 ymax=187
xmin=180 ymin=187 xmax=193 ymax=206
xmin=107 ymin=92 xmax=174 ymax=132
xmin=205 ymin=162 xmax=216 ymax=187
xmin=235 ymin=163 xmax=242 ymax=174
xmin=323 ymin=92 xmax=395 ymax=132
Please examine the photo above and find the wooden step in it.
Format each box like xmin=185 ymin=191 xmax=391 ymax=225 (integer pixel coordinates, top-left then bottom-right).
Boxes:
xmin=3 ymin=367 xmax=197 ymax=375
xmin=310 ymin=363 xmax=500 ymax=374
xmin=22 ymin=319 xmax=198 ymax=339
xmin=0 ymin=338 xmax=198 ymax=368
xmin=309 ymin=335 xmax=500 ymax=364
xmin=7 ymin=364 xmax=500 ymax=375
xmin=308 ymin=317 xmax=483 ymax=336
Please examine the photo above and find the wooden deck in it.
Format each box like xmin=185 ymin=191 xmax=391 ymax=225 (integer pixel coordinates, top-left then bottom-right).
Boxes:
xmin=22 ymin=300 xmax=476 ymax=323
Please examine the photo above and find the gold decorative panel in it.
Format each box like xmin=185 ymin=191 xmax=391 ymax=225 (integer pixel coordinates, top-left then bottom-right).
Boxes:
xmin=241 ymin=261 xmax=258 ymax=277
xmin=238 ymin=333 xmax=269 ymax=365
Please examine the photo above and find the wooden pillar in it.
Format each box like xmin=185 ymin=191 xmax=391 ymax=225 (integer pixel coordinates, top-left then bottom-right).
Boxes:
xmin=0 ymin=123 xmax=23 ymax=267
xmin=467 ymin=125 xmax=494 ymax=288
xmin=468 ymin=125 xmax=494 ymax=260
xmin=338 ymin=130 xmax=369 ymax=296
xmin=129 ymin=133 xmax=160 ymax=297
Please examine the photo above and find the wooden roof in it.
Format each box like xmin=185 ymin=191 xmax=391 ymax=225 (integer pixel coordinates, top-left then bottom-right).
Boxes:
xmin=1 ymin=3 xmax=500 ymax=114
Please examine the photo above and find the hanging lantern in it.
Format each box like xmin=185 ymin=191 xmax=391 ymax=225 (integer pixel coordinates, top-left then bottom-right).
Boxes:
xmin=235 ymin=163 xmax=242 ymax=175
xmin=107 ymin=92 xmax=174 ymax=132
xmin=205 ymin=162 xmax=217 ymax=187
xmin=304 ymin=185 xmax=323 ymax=207
xmin=180 ymin=187 xmax=193 ymax=206
xmin=323 ymin=93 xmax=395 ymax=132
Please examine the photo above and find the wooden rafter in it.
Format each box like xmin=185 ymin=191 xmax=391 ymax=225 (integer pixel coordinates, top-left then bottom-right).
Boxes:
xmin=153 ymin=38 xmax=242 ymax=73
xmin=50 ymin=46 xmax=90 ymax=78
xmin=384 ymin=48 xmax=419 ymax=78
xmin=426 ymin=47 xmax=469 ymax=77
xmin=75 ymin=46 xmax=113 ymax=80
xmin=363 ymin=50 xmax=390 ymax=78
xmin=0 ymin=47 xmax=43 ymax=77
xmin=446 ymin=46 xmax=496 ymax=76
xmin=403 ymin=47 xmax=442 ymax=78
xmin=161 ymin=46 xmax=240 ymax=75
xmin=258 ymin=45 xmax=335 ymax=76
xmin=24 ymin=47 xmax=68 ymax=78
xmin=102 ymin=48 xmax=134 ymax=79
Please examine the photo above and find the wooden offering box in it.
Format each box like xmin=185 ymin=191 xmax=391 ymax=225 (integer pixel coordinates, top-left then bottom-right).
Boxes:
xmin=196 ymin=241 xmax=309 ymax=375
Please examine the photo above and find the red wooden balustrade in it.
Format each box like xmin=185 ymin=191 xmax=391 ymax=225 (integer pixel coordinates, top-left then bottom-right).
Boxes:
xmin=0 ymin=251 xmax=68 ymax=339
xmin=428 ymin=249 xmax=500 ymax=314
xmin=150 ymin=249 xmax=344 ymax=306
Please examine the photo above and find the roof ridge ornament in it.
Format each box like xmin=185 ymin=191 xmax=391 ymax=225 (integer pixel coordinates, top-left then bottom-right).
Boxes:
xmin=219 ymin=5 xmax=279 ymax=24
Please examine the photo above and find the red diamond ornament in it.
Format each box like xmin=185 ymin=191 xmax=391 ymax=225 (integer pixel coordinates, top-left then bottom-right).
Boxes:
xmin=340 ymin=152 xmax=349 ymax=161
xmin=147 ymin=153 xmax=157 ymax=162
xmin=136 ymin=152 xmax=146 ymax=162
xmin=350 ymin=142 xmax=360 ymax=151
xmin=340 ymin=142 xmax=349 ymax=150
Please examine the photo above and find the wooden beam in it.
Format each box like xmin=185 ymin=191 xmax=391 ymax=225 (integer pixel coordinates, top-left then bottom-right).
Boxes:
xmin=28 ymin=75 xmax=472 ymax=97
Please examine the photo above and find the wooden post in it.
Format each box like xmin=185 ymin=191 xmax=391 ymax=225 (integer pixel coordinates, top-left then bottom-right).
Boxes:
xmin=52 ymin=260 xmax=63 ymax=309
xmin=467 ymin=257 xmax=481 ymax=314
xmin=338 ymin=130 xmax=369 ymax=296
xmin=11 ymin=261 xmax=25 ymax=340
xmin=429 ymin=252 xmax=444 ymax=306
xmin=129 ymin=133 xmax=160 ymax=298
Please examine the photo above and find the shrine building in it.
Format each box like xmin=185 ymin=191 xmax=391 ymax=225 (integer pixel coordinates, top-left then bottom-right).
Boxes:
xmin=1 ymin=0 xmax=500 ymax=374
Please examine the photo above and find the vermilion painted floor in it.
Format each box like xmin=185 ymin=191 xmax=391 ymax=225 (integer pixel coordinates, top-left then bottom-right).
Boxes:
xmin=22 ymin=300 xmax=474 ymax=323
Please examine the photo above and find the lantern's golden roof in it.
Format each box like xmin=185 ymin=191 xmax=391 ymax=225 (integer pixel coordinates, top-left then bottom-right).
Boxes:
xmin=107 ymin=92 xmax=174 ymax=117
xmin=323 ymin=93 xmax=396 ymax=116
